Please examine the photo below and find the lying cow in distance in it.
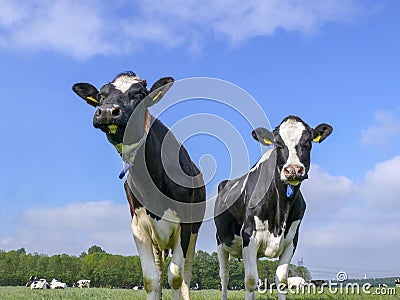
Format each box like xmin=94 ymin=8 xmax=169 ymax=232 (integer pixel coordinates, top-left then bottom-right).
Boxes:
xmin=122 ymin=283 xmax=144 ymax=290
xmin=26 ymin=276 xmax=66 ymax=289
xmin=214 ymin=116 xmax=332 ymax=300
xmin=50 ymin=278 xmax=67 ymax=289
xmin=287 ymin=276 xmax=306 ymax=289
xmin=311 ymin=279 xmax=326 ymax=287
xmin=72 ymin=71 xmax=206 ymax=300
xmin=26 ymin=276 xmax=50 ymax=289
xmin=25 ymin=276 xmax=36 ymax=287
xmin=73 ymin=279 xmax=90 ymax=288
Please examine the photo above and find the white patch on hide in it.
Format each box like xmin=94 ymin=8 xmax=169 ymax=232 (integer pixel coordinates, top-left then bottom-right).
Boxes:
xmin=278 ymin=119 xmax=306 ymax=181
xmin=112 ymin=75 xmax=141 ymax=92
xmin=254 ymin=216 xmax=300 ymax=258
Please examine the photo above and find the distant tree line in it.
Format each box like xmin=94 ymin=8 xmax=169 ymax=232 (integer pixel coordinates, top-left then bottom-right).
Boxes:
xmin=0 ymin=247 xmax=310 ymax=289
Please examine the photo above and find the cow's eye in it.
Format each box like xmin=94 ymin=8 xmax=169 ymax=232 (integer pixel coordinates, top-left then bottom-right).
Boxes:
xmin=135 ymin=93 xmax=144 ymax=99
xmin=130 ymin=96 xmax=141 ymax=106
xmin=275 ymin=141 xmax=284 ymax=149
xmin=129 ymin=93 xmax=142 ymax=104
xmin=97 ymin=93 xmax=104 ymax=102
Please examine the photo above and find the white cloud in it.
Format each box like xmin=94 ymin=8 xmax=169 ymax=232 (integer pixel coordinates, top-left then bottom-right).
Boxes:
xmin=0 ymin=1 xmax=115 ymax=59
xmin=301 ymin=164 xmax=354 ymax=221
xmin=0 ymin=0 xmax=370 ymax=58
xmin=207 ymin=0 xmax=362 ymax=43
xmin=0 ymin=0 xmax=28 ymax=27
xmin=0 ymin=201 xmax=134 ymax=255
xmin=360 ymin=110 xmax=400 ymax=146
xmin=296 ymin=157 xmax=400 ymax=278
xmin=362 ymin=156 xmax=400 ymax=208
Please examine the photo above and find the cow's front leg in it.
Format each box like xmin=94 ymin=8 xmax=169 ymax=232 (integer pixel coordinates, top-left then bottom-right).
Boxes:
xmin=275 ymin=243 xmax=295 ymax=300
xmin=169 ymin=230 xmax=185 ymax=300
xmin=132 ymin=219 xmax=161 ymax=300
xmin=242 ymin=231 xmax=258 ymax=300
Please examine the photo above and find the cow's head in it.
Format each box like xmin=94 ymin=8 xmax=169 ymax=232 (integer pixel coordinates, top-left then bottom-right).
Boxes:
xmin=26 ymin=276 xmax=36 ymax=287
xmin=72 ymin=71 xmax=174 ymax=147
xmin=252 ymin=116 xmax=332 ymax=185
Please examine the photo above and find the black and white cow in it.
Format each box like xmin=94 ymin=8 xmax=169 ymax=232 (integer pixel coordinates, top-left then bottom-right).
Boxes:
xmin=25 ymin=276 xmax=36 ymax=287
xmin=72 ymin=72 xmax=205 ymax=300
xmin=395 ymin=278 xmax=400 ymax=287
xmin=214 ymin=116 xmax=332 ymax=300
xmin=73 ymin=279 xmax=90 ymax=288
xmin=26 ymin=276 xmax=50 ymax=289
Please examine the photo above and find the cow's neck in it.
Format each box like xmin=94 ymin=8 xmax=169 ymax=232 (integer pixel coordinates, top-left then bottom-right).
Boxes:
xmin=108 ymin=109 xmax=151 ymax=179
xmin=120 ymin=107 xmax=150 ymax=146
xmin=126 ymin=115 xmax=178 ymax=195
xmin=270 ymin=167 xmax=301 ymax=228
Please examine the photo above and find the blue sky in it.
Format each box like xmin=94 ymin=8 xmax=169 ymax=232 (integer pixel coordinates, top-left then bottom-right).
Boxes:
xmin=1 ymin=0 xmax=400 ymax=280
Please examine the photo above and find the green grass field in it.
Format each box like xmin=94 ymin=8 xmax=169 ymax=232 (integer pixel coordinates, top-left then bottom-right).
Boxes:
xmin=0 ymin=287 xmax=398 ymax=300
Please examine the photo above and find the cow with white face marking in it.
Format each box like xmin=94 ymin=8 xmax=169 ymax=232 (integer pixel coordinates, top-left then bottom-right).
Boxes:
xmin=214 ymin=116 xmax=332 ymax=300
xmin=72 ymin=72 xmax=205 ymax=300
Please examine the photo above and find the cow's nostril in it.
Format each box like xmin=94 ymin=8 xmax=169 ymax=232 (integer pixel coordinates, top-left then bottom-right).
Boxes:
xmin=111 ymin=106 xmax=120 ymax=116
xmin=96 ymin=108 xmax=102 ymax=117
xmin=297 ymin=166 xmax=304 ymax=175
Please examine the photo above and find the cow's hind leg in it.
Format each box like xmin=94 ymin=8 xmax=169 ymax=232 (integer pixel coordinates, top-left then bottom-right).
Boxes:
xmin=169 ymin=229 xmax=186 ymax=300
xmin=181 ymin=232 xmax=198 ymax=300
xmin=153 ymin=247 xmax=164 ymax=299
xmin=217 ymin=242 xmax=229 ymax=300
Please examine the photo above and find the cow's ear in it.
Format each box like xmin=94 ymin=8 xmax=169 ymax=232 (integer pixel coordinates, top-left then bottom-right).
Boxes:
xmin=252 ymin=127 xmax=274 ymax=146
xmin=312 ymin=123 xmax=333 ymax=143
xmin=146 ymin=77 xmax=174 ymax=106
xmin=72 ymin=83 xmax=100 ymax=107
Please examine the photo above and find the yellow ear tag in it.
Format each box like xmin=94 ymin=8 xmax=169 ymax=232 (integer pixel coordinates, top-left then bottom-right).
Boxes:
xmin=152 ymin=91 xmax=163 ymax=102
xmin=114 ymin=143 xmax=123 ymax=153
xmin=108 ymin=124 xmax=118 ymax=134
xmin=263 ymin=138 xmax=273 ymax=145
xmin=87 ymin=96 xmax=99 ymax=103
xmin=313 ymin=135 xmax=322 ymax=143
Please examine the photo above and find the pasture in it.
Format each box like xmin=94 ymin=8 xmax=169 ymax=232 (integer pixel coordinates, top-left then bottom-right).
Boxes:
xmin=0 ymin=287 xmax=398 ymax=300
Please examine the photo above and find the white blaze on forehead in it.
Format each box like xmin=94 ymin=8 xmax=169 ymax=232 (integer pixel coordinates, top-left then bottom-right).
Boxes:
xmin=278 ymin=119 xmax=306 ymax=172
xmin=112 ymin=75 xmax=141 ymax=92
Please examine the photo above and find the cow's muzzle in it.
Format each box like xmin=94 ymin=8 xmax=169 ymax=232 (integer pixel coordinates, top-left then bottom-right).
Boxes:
xmin=93 ymin=104 xmax=122 ymax=127
xmin=282 ymin=164 xmax=306 ymax=184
